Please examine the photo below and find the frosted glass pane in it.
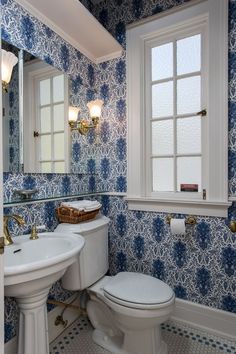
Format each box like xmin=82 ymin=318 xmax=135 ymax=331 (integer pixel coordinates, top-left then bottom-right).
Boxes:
xmin=177 ymin=34 xmax=201 ymax=75
xmin=153 ymin=158 xmax=174 ymax=192
xmin=40 ymin=79 xmax=50 ymax=105
xmin=152 ymin=81 xmax=173 ymax=118
xmin=54 ymin=133 xmax=64 ymax=159
xmin=40 ymin=107 xmax=51 ymax=133
xmin=40 ymin=162 xmax=51 ymax=173
xmin=53 ymin=75 xmax=64 ymax=103
xmin=53 ymin=104 xmax=65 ymax=131
xmin=177 ymin=76 xmax=201 ymax=115
xmin=54 ymin=161 xmax=65 ymax=173
xmin=40 ymin=135 xmax=51 ymax=160
xmin=177 ymin=117 xmax=201 ymax=154
xmin=152 ymin=120 xmax=173 ymax=155
xmin=177 ymin=157 xmax=201 ymax=191
xmin=152 ymin=42 xmax=173 ymax=81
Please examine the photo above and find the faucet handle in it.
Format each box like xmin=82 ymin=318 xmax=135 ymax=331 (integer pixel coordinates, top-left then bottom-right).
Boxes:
xmin=30 ymin=225 xmax=39 ymax=240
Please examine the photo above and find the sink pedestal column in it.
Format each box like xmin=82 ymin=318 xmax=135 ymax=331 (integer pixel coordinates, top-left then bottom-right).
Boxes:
xmin=16 ymin=287 xmax=51 ymax=354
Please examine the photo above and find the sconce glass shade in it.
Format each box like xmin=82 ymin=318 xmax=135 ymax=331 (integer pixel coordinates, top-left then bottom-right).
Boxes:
xmin=87 ymin=99 xmax=103 ymax=119
xmin=69 ymin=106 xmax=80 ymax=123
xmin=1 ymin=49 xmax=18 ymax=86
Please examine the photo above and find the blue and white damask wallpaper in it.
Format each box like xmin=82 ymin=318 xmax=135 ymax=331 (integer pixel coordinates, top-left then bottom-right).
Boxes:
xmin=1 ymin=0 xmax=236 ymax=345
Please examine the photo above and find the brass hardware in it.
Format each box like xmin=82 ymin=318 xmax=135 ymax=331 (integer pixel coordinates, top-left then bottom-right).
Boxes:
xmin=33 ymin=131 xmax=39 ymax=137
xmin=166 ymin=215 xmax=197 ymax=225
xmin=0 ymin=237 xmax=5 ymax=255
xmin=55 ymin=315 xmax=68 ymax=328
xmin=69 ymin=117 xmax=99 ymax=135
xmin=30 ymin=225 xmax=39 ymax=240
xmin=47 ymin=299 xmax=84 ymax=311
xmin=3 ymin=215 xmax=25 ymax=246
xmin=229 ymin=221 xmax=236 ymax=233
xmin=203 ymin=189 xmax=206 ymax=200
xmin=2 ymin=81 xmax=8 ymax=93
xmin=196 ymin=109 xmax=207 ymax=117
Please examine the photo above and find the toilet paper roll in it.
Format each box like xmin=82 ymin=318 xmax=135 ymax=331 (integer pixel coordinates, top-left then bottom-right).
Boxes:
xmin=170 ymin=218 xmax=186 ymax=235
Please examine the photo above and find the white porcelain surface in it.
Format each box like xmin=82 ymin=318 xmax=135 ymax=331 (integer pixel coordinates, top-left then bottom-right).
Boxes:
xmin=55 ymin=216 xmax=109 ymax=290
xmin=88 ymin=279 xmax=175 ymax=354
xmin=4 ymin=232 xmax=85 ymax=354
xmin=4 ymin=232 xmax=84 ymax=296
xmin=104 ymin=272 xmax=174 ymax=308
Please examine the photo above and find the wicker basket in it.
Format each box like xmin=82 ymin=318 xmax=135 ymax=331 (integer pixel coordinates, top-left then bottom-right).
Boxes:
xmin=56 ymin=205 xmax=100 ymax=224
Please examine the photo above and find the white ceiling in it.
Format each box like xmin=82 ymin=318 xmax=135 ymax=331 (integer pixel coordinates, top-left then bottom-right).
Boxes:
xmin=15 ymin=0 xmax=122 ymax=63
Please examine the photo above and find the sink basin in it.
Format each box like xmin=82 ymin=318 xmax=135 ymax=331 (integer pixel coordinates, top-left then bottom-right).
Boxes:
xmin=4 ymin=232 xmax=85 ymax=354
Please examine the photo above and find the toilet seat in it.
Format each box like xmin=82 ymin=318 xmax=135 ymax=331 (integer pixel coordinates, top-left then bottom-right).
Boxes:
xmin=103 ymin=272 xmax=174 ymax=310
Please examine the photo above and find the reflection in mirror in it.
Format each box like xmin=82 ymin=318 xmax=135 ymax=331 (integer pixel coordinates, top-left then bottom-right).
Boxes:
xmin=2 ymin=40 xmax=69 ymax=173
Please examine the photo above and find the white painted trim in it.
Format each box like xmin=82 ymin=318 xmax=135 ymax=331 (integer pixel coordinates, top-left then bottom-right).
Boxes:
xmin=127 ymin=0 xmax=229 ymax=217
xmin=95 ymin=50 xmax=124 ymax=64
xmin=172 ymin=299 xmax=236 ymax=341
xmin=0 ymin=47 xmax=5 ymax=354
xmin=126 ymin=197 xmax=231 ymax=217
xmin=4 ymin=295 xmax=81 ymax=354
xmin=14 ymin=0 xmax=122 ymax=64
xmin=127 ymin=0 xmax=207 ymax=30
xmin=229 ymin=196 xmax=236 ymax=202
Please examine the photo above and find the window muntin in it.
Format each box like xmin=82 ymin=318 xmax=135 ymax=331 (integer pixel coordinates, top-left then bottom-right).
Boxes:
xmin=148 ymin=32 xmax=204 ymax=195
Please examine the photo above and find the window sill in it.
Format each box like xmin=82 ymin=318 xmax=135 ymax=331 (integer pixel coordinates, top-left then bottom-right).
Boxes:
xmin=125 ymin=196 xmax=231 ymax=217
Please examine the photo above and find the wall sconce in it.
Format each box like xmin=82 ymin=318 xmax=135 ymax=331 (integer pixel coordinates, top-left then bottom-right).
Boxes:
xmin=69 ymin=99 xmax=103 ymax=135
xmin=1 ymin=49 xmax=18 ymax=92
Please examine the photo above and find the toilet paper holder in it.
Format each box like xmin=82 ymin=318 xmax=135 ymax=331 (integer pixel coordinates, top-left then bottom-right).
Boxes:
xmin=166 ymin=215 xmax=197 ymax=226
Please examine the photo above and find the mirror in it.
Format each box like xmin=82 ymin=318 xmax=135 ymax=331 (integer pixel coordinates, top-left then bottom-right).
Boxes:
xmin=2 ymin=40 xmax=70 ymax=173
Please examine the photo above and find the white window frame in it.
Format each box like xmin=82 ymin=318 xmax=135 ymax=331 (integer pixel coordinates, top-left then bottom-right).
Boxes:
xmin=126 ymin=0 xmax=230 ymax=217
xmin=23 ymin=60 xmax=70 ymax=173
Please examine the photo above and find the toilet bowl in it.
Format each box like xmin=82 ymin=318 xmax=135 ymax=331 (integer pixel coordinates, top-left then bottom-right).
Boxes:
xmin=55 ymin=215 xmax=175 ymax=354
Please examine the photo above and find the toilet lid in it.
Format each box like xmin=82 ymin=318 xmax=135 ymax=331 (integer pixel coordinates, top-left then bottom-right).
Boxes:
xmin=103 ymin=272 xmax=174 ymax=308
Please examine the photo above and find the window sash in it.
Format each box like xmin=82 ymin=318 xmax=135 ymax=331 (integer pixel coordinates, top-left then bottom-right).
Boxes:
xmin=36 ymin=73 xmax=68 ymax=173
xmin=145 ymin=24 xmax=207 ymax=199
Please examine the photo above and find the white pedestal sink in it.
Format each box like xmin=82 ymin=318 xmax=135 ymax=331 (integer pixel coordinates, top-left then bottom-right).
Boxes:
xmin=4 ymin=232 xmax=85 ymax=354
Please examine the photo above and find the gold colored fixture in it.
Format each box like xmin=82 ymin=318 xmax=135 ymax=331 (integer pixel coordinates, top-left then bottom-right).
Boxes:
xmin=229 ymin=220 xmax=236 ymax=233
xmin=0 ymin=237 xmax=5 ymax=255
xmin=1 ymin=49 xmax=18 ymax=92
xmin=3 ymin=215 xmax=25 ymax=246
xmin=166 ymin=215 xmax=197 ymax=226
xmin=68 ymin=99 xmax=103 ymax=135
xmin=30 ymin=225 xmax=39 ymax=240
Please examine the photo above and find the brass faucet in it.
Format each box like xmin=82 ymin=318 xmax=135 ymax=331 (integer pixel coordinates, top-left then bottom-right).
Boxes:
xmin=3 ymin=215 xmax=25 ymax=246
xmin=30 ymin=225 xmax=39 ymax=240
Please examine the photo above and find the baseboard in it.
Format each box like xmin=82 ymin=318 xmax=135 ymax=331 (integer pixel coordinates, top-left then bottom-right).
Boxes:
xmin=172 ymin=298 xmax=236 ymax=341
xmin=4 ymin=295 xmax=81 ymax=354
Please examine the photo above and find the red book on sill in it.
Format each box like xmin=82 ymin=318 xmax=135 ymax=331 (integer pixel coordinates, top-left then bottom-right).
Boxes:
xmin=180 ymin=184 xmax=198 ymax=192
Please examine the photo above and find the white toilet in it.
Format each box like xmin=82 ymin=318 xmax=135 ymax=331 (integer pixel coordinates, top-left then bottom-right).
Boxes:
xmin=55 ymin=215 xmax=175 ymax=354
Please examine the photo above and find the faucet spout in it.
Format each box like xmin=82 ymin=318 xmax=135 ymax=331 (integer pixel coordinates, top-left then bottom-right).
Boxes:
xmin=3 ymin=215 xmax=25 ymax=246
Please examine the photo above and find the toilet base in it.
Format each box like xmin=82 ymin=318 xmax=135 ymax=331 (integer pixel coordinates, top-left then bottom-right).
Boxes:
xmin=92 ymin=328 xmax=168 ymax=354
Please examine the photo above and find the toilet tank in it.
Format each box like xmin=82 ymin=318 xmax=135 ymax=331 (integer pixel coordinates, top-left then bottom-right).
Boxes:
xmin=55 ymin=215 xmax=110 ymax=290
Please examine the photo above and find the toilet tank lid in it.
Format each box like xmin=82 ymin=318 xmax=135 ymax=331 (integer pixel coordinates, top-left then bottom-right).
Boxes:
xmin=55 ymin=215 xmax=110 ymax=234
xmin=103 ymin=272 xmax=174 ymax=305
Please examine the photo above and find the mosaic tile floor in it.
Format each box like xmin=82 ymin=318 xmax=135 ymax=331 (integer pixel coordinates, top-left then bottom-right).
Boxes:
xmin=50 ymin=316 xmax=236 ymax=354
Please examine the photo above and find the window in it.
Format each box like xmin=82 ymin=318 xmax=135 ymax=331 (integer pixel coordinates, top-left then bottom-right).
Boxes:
xmin=126 ymin=0 xmax=230 ymax=217
xmin=36 ymin=73 xmax=67 ymax=173
xmin=147 ymin=32 xmax=204 ymax=196
xmin=23 ymin=61 xmax=69 ymax=173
